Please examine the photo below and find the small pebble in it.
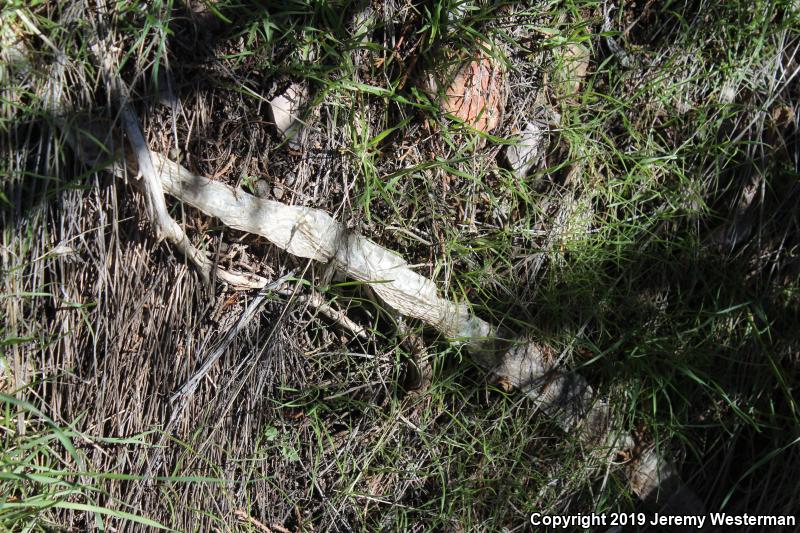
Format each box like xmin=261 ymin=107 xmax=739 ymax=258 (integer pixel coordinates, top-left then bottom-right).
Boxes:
xmin=255 ymin=179 xmax=270 ymax=198
xmin=269 ymin=84 xmax=307 ymax=150
xmin=273 ymin=185 xmax=284 ymax=200
xmin=505 ymin=121 xmax=546 ymax=179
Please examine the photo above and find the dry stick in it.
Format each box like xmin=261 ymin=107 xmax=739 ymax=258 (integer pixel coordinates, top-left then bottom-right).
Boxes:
xmin=233 ymin=510 xmax=275 ymax=533
xmin=90 ymin=42 xmax=265 ymax=290
xmin=71 ymin=117 xmax=703 ymax=512
xmin=274 ymin=286 xmax=368 ymax=339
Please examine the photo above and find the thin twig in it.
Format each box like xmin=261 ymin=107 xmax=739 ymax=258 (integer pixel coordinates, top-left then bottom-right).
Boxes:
xmin=88 ymin=35 xmax=264 ymax=290
xmin=233 ymin=510 xmax=274 ymax=533
xmin=276 ymin=286 xmax=367 ymax=339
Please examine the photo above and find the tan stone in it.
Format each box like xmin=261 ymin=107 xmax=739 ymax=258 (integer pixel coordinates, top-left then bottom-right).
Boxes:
xmin=424 ymin=49 xmax=507 ymax=133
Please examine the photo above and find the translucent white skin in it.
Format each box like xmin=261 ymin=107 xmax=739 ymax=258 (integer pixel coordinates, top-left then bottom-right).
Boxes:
xmin=150 ymin=153 xmax=495 ymax=343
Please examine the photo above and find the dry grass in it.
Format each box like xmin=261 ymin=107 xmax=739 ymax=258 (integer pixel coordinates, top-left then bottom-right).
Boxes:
xmin=2 ymin=0 xmax=800 ymax=531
